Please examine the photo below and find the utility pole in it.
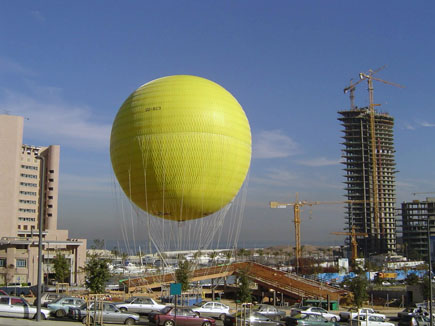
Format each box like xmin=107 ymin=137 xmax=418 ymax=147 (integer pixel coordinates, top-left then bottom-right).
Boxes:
xmin=35 ymin=155 xmax=45 ymax=321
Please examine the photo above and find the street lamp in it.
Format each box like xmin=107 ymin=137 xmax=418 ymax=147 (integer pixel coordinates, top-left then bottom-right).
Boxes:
xmin=35 ymin=155 xmax=45 ymax=321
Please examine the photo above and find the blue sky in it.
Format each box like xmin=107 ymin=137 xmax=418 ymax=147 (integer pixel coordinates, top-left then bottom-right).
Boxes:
xmin=1 ymin=1 xmax=434 ymax=250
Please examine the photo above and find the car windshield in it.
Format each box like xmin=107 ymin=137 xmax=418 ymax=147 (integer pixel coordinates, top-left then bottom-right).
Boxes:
xmin=51 ymin=297 xmax=64 ymax=304
xmin=125 ymin=297 xmax=136 ymax=303
xmin=160 ymin=306 xmax=172 ymax=314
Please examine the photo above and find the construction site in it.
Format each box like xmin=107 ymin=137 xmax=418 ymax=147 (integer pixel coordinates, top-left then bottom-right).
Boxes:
xmin=104 ymin=68 xmax=429 ymax=308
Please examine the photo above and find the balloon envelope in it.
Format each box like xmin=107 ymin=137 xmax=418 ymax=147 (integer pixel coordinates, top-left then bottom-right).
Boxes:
xmin=110 ymin=75 xmax=251 ymax=221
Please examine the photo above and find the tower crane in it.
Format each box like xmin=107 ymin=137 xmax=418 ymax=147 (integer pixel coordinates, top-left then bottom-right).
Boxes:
xmin=331 ymin=226 xmax=368 ymax=261
xmin=270 ymin=194 xmax=368 ymax=273
xmin=345 ymin=67 xmax=404 ymax=234
xmin=343 ymin=66 xmax=385 ymax=110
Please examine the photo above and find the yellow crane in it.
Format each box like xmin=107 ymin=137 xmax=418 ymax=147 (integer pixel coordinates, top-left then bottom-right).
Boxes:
xmin=331 ymin=226 xmax=368 ymax=261
xmin=345 ymin=67 xmax=404 ymax=233
xmin=270 ymin=195 xmax=367 ymax=272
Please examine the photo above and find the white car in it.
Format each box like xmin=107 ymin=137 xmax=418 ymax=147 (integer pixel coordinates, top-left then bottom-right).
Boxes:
xmin=116 ymin=296 xmax=166 ymax=314
xmin=192 ymin=301 xmax=230 ymax=320
xmin=340 ymin=308 xmax=386 ymax=322
xmin=291 ymin=306 xmax=340 ymax=322
xmin=0 ymin=295 xmax=50 ymax=319
xmin=351 ymin=315 xmax=394 ymax=326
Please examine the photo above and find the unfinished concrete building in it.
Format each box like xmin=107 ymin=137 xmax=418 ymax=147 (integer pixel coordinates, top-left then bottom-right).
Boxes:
xmin=338 ymin=108 xmax=397 ymax=257
xmin=401 ymin=198 xmax=435 ymax=261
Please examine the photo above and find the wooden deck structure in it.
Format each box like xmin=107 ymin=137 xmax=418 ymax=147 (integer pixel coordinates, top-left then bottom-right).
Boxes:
xmin=120 ymin=262 xmax=348 ymax=301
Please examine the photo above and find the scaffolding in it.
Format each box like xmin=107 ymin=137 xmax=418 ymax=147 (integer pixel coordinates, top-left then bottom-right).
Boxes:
xmin=338 ymin=108 xmax=397 ymax=256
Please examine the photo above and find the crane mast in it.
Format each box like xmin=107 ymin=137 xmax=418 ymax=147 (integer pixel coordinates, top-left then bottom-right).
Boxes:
xmin=270 ymin=195 xmax=368 ymax=273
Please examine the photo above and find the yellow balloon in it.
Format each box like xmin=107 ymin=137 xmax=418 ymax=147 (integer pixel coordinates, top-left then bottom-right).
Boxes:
xmin=110 ymin=75 xmax=251 ymax=221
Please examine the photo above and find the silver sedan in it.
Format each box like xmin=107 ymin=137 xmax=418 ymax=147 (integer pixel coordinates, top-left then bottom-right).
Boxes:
xmin=69 ymin=302 xmax=139 ymax=325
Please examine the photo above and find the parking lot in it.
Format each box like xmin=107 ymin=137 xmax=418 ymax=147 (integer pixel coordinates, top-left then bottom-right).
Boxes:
xmin=0 ymin=308 xmax=405 ymax=326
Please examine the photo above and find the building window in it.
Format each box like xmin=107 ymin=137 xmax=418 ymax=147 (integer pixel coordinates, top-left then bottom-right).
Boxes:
xmin=47 ymin=213 xmax=52 ymax=217
xmin=48 ymin=204 xmax=53 ymax=208
xmin=49 ymin=170 xmax=54 ymax=173
xmin=20 ymin=182 xmax=37 ymax=187
xmin=18 ymin=217 xmax=36 ymax=222
xmin=16 ymin=259 xmax=26 ymax=268
xmin=0 ymin=259 xmax=5 ymax=267
xmin=20 ymin=173 xmax=38 ymax=179
xmin=19 ymin=191 xmax=37 ymax=196
xmin=49 ymin=178 xmax=54 ymax=182
xmin=18 ymin=208 xmax=36 ymax=213
xmin=48 ymin=187 xmax=54 ymax=191
xmin=19 ymin=200 xmax=37 ymax=205
xmin=21 ymin=165 xmax=38 ymax=171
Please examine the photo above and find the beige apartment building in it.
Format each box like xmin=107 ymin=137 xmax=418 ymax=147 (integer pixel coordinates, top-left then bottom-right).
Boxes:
xmin=0 ymin=114 xmax=86 ymax=286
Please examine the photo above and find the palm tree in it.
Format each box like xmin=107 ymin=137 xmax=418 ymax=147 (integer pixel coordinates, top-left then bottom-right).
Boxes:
xmin=238 ymin=248 xmax=247 ymax=262
xmin=209 ymin=251 xmax=218 ymax=265
xmin=224 ymin=250 xmax=232 ymax=264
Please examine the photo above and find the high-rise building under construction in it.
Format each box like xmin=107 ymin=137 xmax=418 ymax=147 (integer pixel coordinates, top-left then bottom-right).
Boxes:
xmin=338 ymin=108 xmax=397 ymax=257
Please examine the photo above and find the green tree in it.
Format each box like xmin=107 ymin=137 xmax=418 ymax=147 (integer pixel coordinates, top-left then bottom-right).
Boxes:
xmin=405 ymin=273 xmax=419 ymax=286
xmin=83 ymin=253 xmax=111 ymax=293
xmin=209 ymin=251 xmax=218 ymax=264
xmin=111 ymin=246 xmax=120 ymax=258
xmin=237 ymin=269 xmax=252 ymax=303
xmin=224 ymin=251 xmax=233 ymax=263
xmin=238 ymin=248 xmax=247 ymax=261
xmin=52 ymin=253 xmax=70 ymax=283
xmin=349 ymin=274 xmax=369 ymax=307
xmin=175 ymin=260 xmax=191 ymax=292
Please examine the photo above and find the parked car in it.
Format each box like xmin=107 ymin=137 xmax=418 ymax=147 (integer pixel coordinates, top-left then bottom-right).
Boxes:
xmin=149 ymin=306 xmax=173 ymax=324
xmin=191 ymin=301 xmax=230 ymax=320
xmin=350 ymin=315 xmax=395 ymax=326
xmin=340 ymin=308 xmax=386 ymax=322
xmin=69 ymin=301 xmax=139 ymax=325
xmin=156 ymin=307 xmax=216 ymax=326
xmin=224 ymin=311 xmax=283 ymax=326
xmin=116 ymin=296 xmax=166 ymax=315
xmin=290 ymin=306 xmax=340 ymax=322
xmin=33 ymin=292 xmax=65 ymax=306
xmin=398 ymin=308 xmax=430 ymax=319
xmin=398 ymin=315 xmax=431 ymax=326
xmin=253 ymin=304 xmax=286 ymax=321
xmin=282 ymin=313 xmax=338 ymax=326
xmin=47 ymin=296 xmax=85 ymax=318
xmin=0 ymin=295 xmax=50 ymax=319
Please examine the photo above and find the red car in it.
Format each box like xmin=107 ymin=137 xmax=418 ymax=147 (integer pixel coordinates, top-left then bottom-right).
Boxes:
xmin=157 ymin=307 xmax=216 ymax=326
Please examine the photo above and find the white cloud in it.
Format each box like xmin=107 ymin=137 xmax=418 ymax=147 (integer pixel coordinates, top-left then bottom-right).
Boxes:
xmin=253 ymin=130 xmax=299 ymax=159
xmin=297 ymin=157 xmax=341 ymax=167
xmin=0 ymin=88 xmax=111 ymax=150
xmin=418 ymin=120 xmax=435 ymax=128
xmin=403 ymin=123 xmax=415 ymax=130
